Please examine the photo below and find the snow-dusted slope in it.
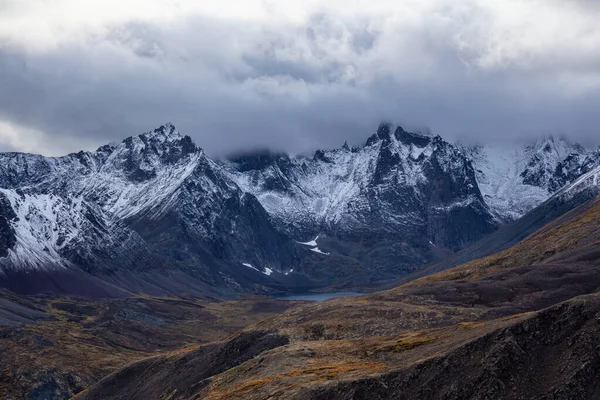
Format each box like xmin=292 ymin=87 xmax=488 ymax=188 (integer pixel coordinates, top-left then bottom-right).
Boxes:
xmin=225 ymin=123 xmax=496 ymax=251
xmin=460 ymin=137 xmax=597 ymax=221
xmin=0 ymin=123 xmax=207 ymax=222
xmin=554 ymin=164 xmax=600 ymax=201
xmin=0 ymin=124 xmax=294 ymax=296
xmin=0 ymin=189 xmax=155 ymax=273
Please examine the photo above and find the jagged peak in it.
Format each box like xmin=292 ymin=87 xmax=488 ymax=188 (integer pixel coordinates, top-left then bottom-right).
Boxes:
xmin=94 ymin=123 xmax=189 ymax=154
xmin=364 ymin=122 xmax=444 ymax=151
xmin=147 ymin=122 xmax=181 ymax=140
xmin=125 ymin=123 xmax=198 ymax=153
xmin=524 ymin=134 xmax=587 ymax=165
xmin=365 ymin=122 xmax=395 ymax=146
xmin=89 ymin=124 xmax=202 ymax=181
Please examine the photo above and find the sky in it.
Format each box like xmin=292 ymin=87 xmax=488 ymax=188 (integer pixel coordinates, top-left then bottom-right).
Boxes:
xmin=0 ymin=0 xmax=599 ymax=156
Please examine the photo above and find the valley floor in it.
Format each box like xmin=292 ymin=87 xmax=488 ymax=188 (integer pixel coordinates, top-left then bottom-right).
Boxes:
xmin=0 ymin=291 xmax=303 ymax=399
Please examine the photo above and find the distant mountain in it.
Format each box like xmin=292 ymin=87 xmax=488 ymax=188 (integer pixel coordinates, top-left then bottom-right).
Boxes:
xmin=0 ymin=124 xmax=297 ymax=297
xmin=224 ymin=123 xmax=496 ymax=251
xmin=397 ymin=158 xmax=600 ymax=284
xmin=223 ymin=123 xmax=502 ymax=284
xmin=0 ymin=123 xmax=598 ymax=297
xmin=459 ymin=136 xmax=599 ymax=221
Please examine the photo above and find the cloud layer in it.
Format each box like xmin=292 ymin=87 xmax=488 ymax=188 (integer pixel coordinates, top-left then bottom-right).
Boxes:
xmin=1 ymin=0 xmax=599 ymax=156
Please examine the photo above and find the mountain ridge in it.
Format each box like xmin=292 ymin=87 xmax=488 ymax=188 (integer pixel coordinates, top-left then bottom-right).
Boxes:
xmin=0 ymin=122 xmax=598 ymax=297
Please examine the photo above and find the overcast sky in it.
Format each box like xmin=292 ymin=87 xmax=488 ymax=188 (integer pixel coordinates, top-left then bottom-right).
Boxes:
xmin=1 ymin=0 xmax=599 ymax=156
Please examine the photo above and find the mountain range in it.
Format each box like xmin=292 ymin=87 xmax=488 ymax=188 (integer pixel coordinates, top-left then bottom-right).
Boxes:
xmin=0 ymin=122 xmax=598 ymax=297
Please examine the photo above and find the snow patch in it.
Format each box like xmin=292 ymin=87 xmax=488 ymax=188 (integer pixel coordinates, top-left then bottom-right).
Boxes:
xmin=298 ymin=235 xmax=319 ymax=247
xmin=310 ymin=247 xmax=330 ymax=255
xmin=242 ymin=262 xmax=260 ymax=272
xmin=243 ymin=263 xmax=274 ymax=276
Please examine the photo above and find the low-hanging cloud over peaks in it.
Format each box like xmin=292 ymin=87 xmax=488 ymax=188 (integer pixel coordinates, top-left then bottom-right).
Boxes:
xmin=0 ymin=0 xmax=599 ymax=156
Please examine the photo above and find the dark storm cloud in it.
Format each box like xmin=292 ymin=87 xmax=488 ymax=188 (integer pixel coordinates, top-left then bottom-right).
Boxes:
xmin=0 ymin=2 xmax=599 ymax=156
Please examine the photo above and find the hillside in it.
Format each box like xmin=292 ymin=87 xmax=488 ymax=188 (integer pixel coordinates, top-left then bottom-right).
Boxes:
xmin=0 ymin=291 xmax=304 ymax=399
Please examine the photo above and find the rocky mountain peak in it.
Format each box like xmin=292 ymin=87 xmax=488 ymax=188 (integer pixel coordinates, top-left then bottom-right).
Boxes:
xmin=528 ymin=134 xmax=585 ymax=159
xmin=99 ymin=124 xmax=199 ymax=182
xmin=365 ymin=122 xmax=394 ymax=146
xmin=117 ymin=123 xmax=196 ymax=154
xmin=146 ymin=122 xmax=180 ymax=139
xmin=521 ymin=135 xmax=588 ymax=188
xmin=395 ymin=127 xmax=433 ymax=148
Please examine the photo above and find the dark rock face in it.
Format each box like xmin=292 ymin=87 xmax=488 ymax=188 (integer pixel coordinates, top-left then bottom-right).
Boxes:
xmin=120 ymin=124 xmax=198 ymax=182
xmin=420 ymin=138 xmax=495 ymax=251
xmin=549 ymin=150 xmax=600 ymax=192
xmin=24 ymin=370 xmax=84 ymax=400
xmin=395 ymin=127 xmax=432 ymax=148
xmin=520 ymin=137 xmax=593 ymax=191
xmin=228 ymin=151 xmax=296 ymax=192
xmin=365 ymin=122 xmax=394 ymax=146
xmin=521 ymin=154 xmax=549 ymax=187
xmin=0 ymin=193 xmax=17 ymax=258
xmin=229 ymin=150 xmax=290 ymax=173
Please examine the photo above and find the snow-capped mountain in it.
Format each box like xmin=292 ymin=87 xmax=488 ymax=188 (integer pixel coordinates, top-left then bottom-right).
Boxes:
xmin=0 ymin=122 xmax=598 ymax=297
xmin=460 ymin=136 xmax=598 ymax=221
xmin=224 ymin=123 xmax=496 ymax=252
xmin=0 ymin=124 xmax=299 ymax=296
